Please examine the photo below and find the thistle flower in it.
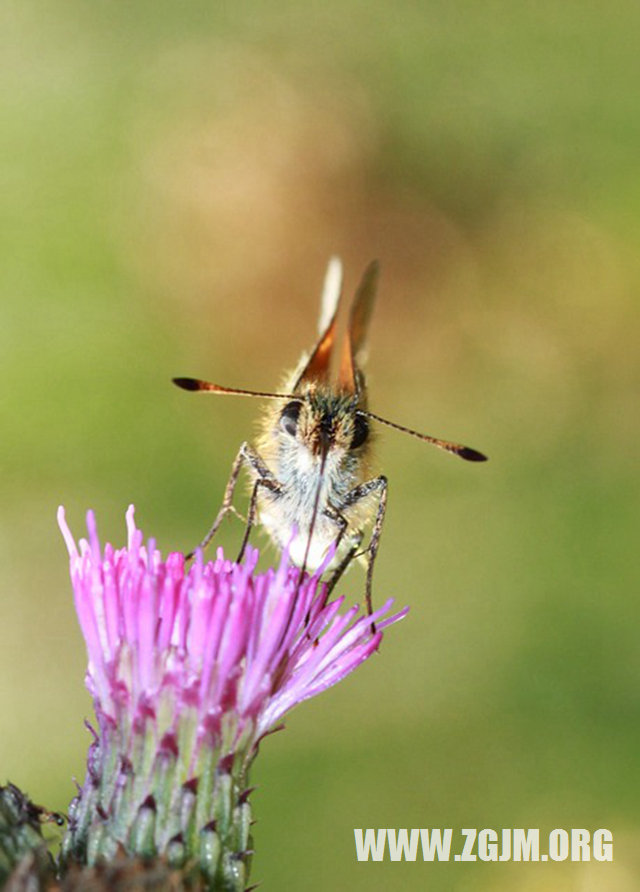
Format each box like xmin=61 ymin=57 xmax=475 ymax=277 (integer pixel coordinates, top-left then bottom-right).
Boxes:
xmin=58 ymin=506 xmax=407 ymax=890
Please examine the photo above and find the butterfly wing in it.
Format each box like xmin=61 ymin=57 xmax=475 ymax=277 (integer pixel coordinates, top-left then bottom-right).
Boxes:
xmin=338 ymin=260 xmax=379 ymax=398
xmin=317 ymin=256 xmax=343 ymax=336
xmin=293 ymin=257 xmax=343 ymax=389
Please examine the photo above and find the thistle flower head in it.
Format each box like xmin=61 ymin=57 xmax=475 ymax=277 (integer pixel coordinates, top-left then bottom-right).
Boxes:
xmin=58 ymin=506 xmax=407 ymax=888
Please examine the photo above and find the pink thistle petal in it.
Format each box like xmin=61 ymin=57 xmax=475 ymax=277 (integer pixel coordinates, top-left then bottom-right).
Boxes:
xmin=57 ymin=506 xmax=78 ymax=558
xmin=59 ymin=506 xmax=408 ymax=762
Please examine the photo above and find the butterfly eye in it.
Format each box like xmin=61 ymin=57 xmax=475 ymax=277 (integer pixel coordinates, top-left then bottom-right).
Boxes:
xmin=350 ymin=413 xmax=369 ymax=450
xmin=280 ymin=401 xmax=302 ymax=437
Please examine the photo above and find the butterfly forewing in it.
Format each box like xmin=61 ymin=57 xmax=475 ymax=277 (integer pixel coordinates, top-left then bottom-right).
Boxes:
xmin=338 ymin=260 xmax=379 ymax=396
xmin=293 ymin=260 xmax=344 ymax=389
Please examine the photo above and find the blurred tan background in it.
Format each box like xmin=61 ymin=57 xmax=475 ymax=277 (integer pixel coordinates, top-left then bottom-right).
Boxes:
xmin=2 ymin=2 xmax=639 ymax=889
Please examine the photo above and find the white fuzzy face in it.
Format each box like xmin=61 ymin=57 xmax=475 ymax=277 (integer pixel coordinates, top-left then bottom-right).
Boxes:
xmin=253 ymin=387 xmax=370 ymax=568
xmin=291 ymin=442 xmax=316 ymax=477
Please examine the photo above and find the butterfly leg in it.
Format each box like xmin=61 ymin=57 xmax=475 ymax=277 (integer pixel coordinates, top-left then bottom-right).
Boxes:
xmin=188 ymin=441 xmax=278 ymax=559
xmin=341 ymin=475 xmax=388 ymax=623
xmin=323 ymin=521 xmax=364 ymax=597
xmin=237 ymin=465 xmax=281 ymax=562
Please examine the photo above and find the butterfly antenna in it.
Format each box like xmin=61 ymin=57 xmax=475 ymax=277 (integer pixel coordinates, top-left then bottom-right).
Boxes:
xmin=173 ymin=378 xmax=296 ymax=401
xmin=364 ymin=410 xmax=488 ymax=462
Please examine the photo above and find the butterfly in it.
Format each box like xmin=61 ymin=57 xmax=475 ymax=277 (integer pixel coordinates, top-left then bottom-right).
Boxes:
xmin=174 ymin=258 xmax=487 ymax=615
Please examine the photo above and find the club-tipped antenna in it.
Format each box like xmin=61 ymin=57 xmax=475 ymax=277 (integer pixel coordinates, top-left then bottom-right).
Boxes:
xmin=173 ymin=377 xmax=296 ymax=401
xmin=364 ymin=410 xmax=488 ymax=462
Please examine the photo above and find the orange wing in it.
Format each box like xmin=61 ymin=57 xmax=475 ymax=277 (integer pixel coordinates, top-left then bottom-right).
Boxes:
xmin=294 ymin=258 xmax=343 ymax=389
xmin=338 ymin=260 xmax=379 ymax=397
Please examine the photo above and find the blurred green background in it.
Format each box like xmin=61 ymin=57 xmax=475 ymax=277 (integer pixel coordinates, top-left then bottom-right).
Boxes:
xmin=2 ymin=2 xmax=639 ymax=889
